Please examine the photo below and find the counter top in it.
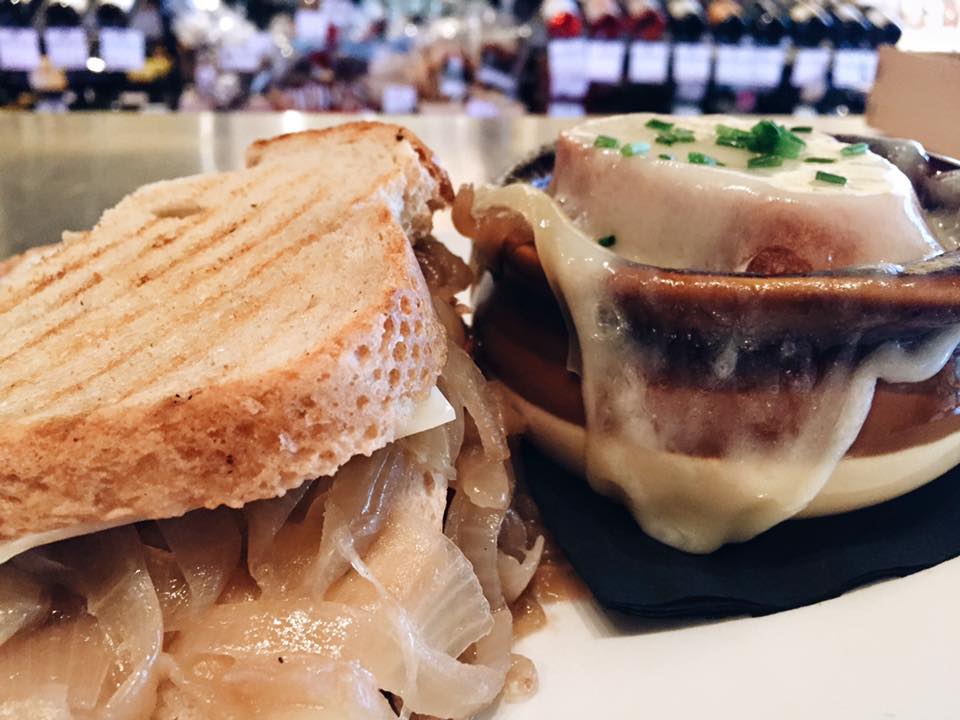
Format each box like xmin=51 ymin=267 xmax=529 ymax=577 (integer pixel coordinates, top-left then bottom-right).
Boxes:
xmin=0 ymin=112 xmax=872 ymax=258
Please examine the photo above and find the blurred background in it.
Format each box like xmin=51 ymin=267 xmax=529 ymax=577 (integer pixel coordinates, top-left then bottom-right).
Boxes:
xmin=0 ymin=0 xmax=955 ymax=116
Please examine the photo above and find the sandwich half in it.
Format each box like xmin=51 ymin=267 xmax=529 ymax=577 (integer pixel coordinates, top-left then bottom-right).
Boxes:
xmin=0 ymin=122 xmax=541 ymax=719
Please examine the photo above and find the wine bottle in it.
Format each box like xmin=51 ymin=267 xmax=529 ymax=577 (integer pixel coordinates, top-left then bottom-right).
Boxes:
xmin=829 ymin=2 xmax=870 ymax=47
xmin=861 ymin=5 xmax=901 ymax=46
xmin=0 ymin=0 xmax=38 ymax=26
xmin=541 ymin=0 xmax=583 ymax=38
xmin=666 ymin=0 xmax=706 ymax=42
xmin=95 ymin=0 xmax=130 ymax=27
xmin=45 ymin=0 xmax=84 ymax=26
xmin=582 ymin=0 xmax=627 ymax=38
xmin=789 ymin=1 xmax=832 ymax=46
xmin=625 ymin=0 xmax=667 ymax=40
xmin=707 ymin=0 xmax=747 ymax=44
xmin=750 ymin=0 xmax=790 ymax=45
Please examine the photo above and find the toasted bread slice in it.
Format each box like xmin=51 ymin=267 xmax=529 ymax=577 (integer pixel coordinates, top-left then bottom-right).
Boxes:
xmin=0 ymin=122 xmax=451 ymax=546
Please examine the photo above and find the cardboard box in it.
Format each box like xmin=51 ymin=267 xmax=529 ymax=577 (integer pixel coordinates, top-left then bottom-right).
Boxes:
xmin=867 ymin=47 xmax=960 ymax=159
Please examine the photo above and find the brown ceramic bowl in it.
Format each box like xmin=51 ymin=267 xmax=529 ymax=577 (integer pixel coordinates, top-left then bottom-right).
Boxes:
xmin=456 ymin=134 xmax=960 ymax=552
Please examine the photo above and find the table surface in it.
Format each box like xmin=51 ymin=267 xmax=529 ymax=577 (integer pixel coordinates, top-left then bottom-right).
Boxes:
xmin=0 ymin=111 xmax=872 ymax=259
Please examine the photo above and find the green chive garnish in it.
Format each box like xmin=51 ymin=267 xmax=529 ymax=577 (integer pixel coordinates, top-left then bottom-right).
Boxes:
xmin=841 ymin=142 xmax=868 ymax=156
xmin=815 ymin=170 xmax=847 ymax=185
xmin=597 ymin=235 xmax=616 ymax=247
xmin=748 ymin=120 xmax=781 ymax=154
xmin=748 ymin=154 xmax=783 ymax=169
xmin=621 ymin=141 xmax=650 ymax=157
xmin=790 ymin=126 xmax=813 ymax=133
xmin=688 ymin=152 xmax=720 ymax=166
xmin=717 ymin=136 xmax=748 ymax=149
xmin=645 ymin=118 xmax=674 ymax=131
xmin=775 ymin=130 xmax=806 ymax=159
xmin=658 ymin=153 xmax=674 ymax=160
xmin=745 ymin=119 xmax=806 ymax=158
xmin=655 ymin=126 xmax=695 ymax=145
xmin=594 ymin=135 xmax=619 ymax=149
xmin=716 ymin=125 xmax=752 ymax=149
xmin=804 ymin=157 xmax=836 ymax=164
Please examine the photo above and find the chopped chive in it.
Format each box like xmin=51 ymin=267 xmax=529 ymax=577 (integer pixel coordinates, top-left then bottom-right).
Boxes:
xmin=790 ymin=126 xmax=813 ymax=133
xmin=717 ymin=136 xmax=749 ymax=149
xmin=841 ymin=142 xmax=868 ymax=156
xmin=655 ymin=126 xmax=695 ymax=145
xmin=716 ymin=124 xmax=752 ymax=141
xmin=645 ymin=118 xmax=674 ymax=131
xmin=748 ymin=120 xmax=781 ymax=154
xmin=658 ymin=153 xmax=674 ymax=160
xmin=815 ymin=170 xmax=847 ymax=185
xmin=775 ymin=130 xmax=806 ymax=159
xmin=594 ymin=134 xmax=620 ymax=149
xmin=804 ymin=157 xmax=836 ymax=163
xmin=597 ymin=235 xmax=616 ymax=247
xmin=745 ymin=119 xmax=806 ymax=158
xmin=688 ymin=151 xmax=720 ymax=166
xmin=621 ymin=141 xmax=651 ymax=157
xmin=748 ymin=154 xmax=783 ymax=169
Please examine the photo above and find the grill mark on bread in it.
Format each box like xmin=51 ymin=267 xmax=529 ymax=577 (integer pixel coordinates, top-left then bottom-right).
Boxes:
xmin=0 ymin=216 xmax=164 ymax=315
xmin=124 ymin=216 xmax=420 ymax=404
xmin=0 ymin=213 xmax=220 ymax=368
xmin=0 ymin=176 xmax=226 ymax=314
xmin=0 ymin=180 xmax=259 ymax=363
xmin=0 ymin=169 xmax=317 ymax=384
xmin=25 ymin=193 xmax=368 ymax=412
xmin=85 ymin=215 xmax=357 ymax=407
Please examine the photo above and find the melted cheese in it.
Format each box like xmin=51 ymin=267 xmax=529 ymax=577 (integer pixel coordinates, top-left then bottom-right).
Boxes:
xmin=0 ymin=387 xmax=456 ymax=564
xmin=552 ymin=114 xmax=940 ymax=271
xmin=472 ymin=183 xmax=960 ymax=553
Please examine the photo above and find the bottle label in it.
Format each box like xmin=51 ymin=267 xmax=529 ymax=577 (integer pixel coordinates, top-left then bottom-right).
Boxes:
xmin=628 ymin=41 xmax=669 ymax=84
xmin=832 ymin=49 xmax=878 ymax=91
xmin=715 ymin=44 xmax=753 ymax=86
xmin=749 ymin=45 xmax=786 ymax=88
xmin=44 ymin=27 xmax=88 ymax=70
xmin=100 ymin=28 xmax=145 ymax=71
xmin=672 ymin=42 xmax=711 ymax=84
xmin=294 ymin=9 xmax=330 ymax=44
xmin=791 ymin=46 xmax=831 ymax=87
xmin=587 ymin=39 xmax=626 ymax=83
xmin=0 ymin=28 xmax=40 ymax=71
xmin=323 ymin=0 xmax=355 ymax=27
xmin=381 ymin=82 xmax=417 ymax=114
xmin=219 ymin=32 xmax=272 ymax=73
xmin=548 ymin=39 xmax=590 ymax=98
xmin=547 ymin=100 xmax=586 ymax=117
xmin=477 ymin=65 xmax=517 ymax=94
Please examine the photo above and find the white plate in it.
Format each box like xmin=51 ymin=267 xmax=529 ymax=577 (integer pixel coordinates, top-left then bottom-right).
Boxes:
xmin=482 ymin=559 xmax=960 ymax=719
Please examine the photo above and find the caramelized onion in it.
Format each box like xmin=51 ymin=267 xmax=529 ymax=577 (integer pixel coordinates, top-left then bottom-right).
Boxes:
xmin=0 ymin=266 xmax=540 ymax=716
xmin=441 ymin=341 xmax=509 ymax=463
xmin=0 ymin=565 xmax=48 ymax=645
xmin=245 ymin=480 xmax=314 ymax=590
xmin=498 ymin=535 xmax=545 ymax=604
xmin=0 ymin=614 xmax=112 ymax=713
xmin=159 ymin=509 xmax=240 ymax=609
xmin=160 ymin=656 xmax=398 ymax=720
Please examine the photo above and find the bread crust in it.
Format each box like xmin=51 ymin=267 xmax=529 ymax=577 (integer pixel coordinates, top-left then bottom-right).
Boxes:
xmin=0 ymin=123 xmax=449 ymax=543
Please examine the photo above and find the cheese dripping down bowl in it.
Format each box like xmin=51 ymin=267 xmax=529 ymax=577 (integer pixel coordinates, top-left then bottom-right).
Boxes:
xmin=453 ymin=114 xmax=960 ymax=554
